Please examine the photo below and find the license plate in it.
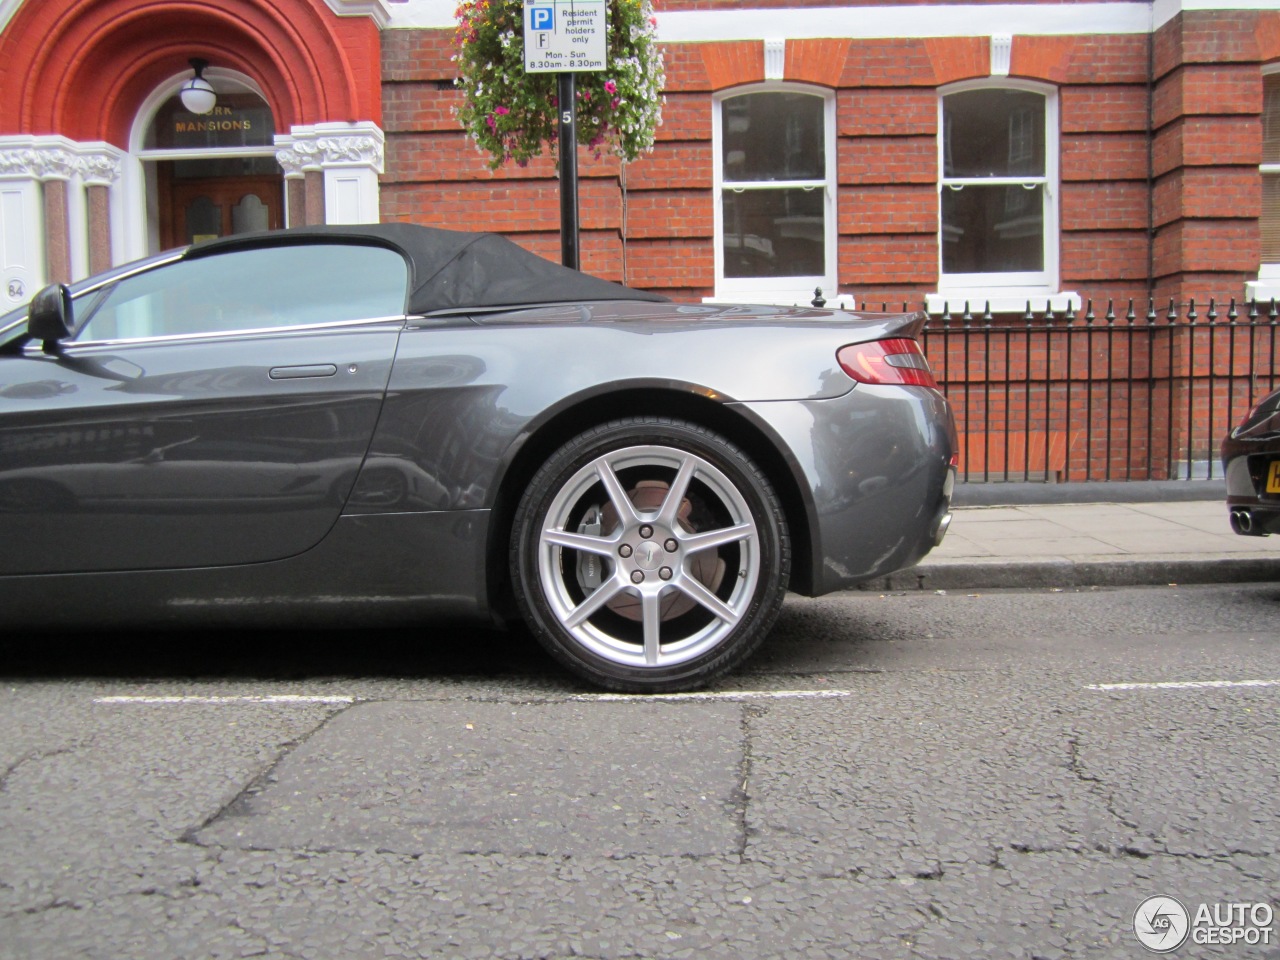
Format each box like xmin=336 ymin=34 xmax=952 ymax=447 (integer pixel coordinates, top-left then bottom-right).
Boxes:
xmin=1268 ymin=461 xmax=1280 ymax=494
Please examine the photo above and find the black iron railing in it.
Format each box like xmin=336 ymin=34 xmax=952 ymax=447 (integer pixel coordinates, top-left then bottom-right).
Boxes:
xmin=824 ymin=295 xmax=1280 ymax=483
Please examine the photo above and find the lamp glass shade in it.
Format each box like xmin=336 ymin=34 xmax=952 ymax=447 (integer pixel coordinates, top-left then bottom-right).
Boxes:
xmin=180 ymin=77 xmax=217 ymax=115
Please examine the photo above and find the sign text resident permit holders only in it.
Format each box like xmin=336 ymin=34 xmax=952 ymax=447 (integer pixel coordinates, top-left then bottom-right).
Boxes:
xmin=523 ymin=0 xmax=606 ymax=73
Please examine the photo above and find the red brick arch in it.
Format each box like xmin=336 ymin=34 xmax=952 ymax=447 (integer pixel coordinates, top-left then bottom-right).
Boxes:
xmin=0 ymin=0 xmax=380 ymax=146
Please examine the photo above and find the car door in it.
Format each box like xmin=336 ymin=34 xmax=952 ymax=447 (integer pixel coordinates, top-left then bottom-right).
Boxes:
xmin=0 ymin=240 xmax=408 ymax=575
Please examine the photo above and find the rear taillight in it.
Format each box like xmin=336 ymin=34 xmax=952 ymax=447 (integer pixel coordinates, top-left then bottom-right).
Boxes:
xmin=837 ymin=338 xmax=938 ymax=388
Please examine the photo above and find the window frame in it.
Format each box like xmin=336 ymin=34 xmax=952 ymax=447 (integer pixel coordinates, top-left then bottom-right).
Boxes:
xmin=933 ymin=79 xmax=1063 ymax=310
xmin=68 ymin=242 xmax=410 ymax=346
xmin=1250 ymin=66 xmax=1280 ymax=302
xmin=711 ymin=82 xmax=837 ymax=305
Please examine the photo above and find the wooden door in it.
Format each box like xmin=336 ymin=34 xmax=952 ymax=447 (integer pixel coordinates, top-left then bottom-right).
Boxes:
xmin=159 ymin=171 xmax=283 ymax=249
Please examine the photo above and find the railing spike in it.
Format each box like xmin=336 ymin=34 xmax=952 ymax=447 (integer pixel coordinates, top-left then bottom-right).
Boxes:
xmin=1147 ymin=298 xmax=1158 ymax=324
xmin=1105 ymin=299 xmax=1116 ymax=323
xmin=941 ymin=301 xmax=952 ymax=323
xmin=1125 ymin=299 xmax=1137 ymax=323
xmin=811 ymin=287 xmax=825 ymax=308
xmin=1024 ymin=300 xmax=1035 ymax=323
xmin=1167 ymin=298 xmax=1178 ymax=323
xmin=1227 ymin=298 xmax=1238 ymax=322
xmin=962 ymin=301 xmax=973 ymax=323
xmin=1085 ymin=298 xmax=1096 ymax=324
xmin=1270 ymin=298 xmax=1278 ymax=322
xmin=982 ymin=301 xmax=994 ymax=323
xmin=1188 ymin=298 xmax=1197 ymax=324
xmin=1248 ymin=299 xmax=1259 ymax=321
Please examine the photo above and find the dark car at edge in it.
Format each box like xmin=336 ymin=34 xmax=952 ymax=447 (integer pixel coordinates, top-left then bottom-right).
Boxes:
xmin=1224 ymin=385 xmax=1280 ymax=538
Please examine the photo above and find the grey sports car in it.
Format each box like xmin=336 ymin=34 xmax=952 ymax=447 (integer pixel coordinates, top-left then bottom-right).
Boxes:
xmin=0 ymin=224 xmax=956 ymax=691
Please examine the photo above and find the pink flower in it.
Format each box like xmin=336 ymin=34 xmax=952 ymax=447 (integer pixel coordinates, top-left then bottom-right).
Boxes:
xmin=604 ymin=80 xmax=617 ymax=94
xmin=486 ymin=114 xmax=496 ymax=131
xmin=495 ymin=105 xmax=510 ymax=115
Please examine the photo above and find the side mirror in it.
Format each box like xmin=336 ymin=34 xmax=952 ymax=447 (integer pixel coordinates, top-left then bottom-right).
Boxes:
xmin=28 ymin=283 xmax=73 ymax=351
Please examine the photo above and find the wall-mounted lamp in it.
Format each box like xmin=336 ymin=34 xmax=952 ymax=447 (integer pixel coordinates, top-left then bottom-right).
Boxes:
xmin=179 ymin=58 xmax=216 ymax=115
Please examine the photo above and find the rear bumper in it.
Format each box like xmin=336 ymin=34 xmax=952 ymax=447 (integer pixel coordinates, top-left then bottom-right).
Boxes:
xmin=737 ymin=383 xmax=957 ymax=595
xmin=1223 ymin=437 xmax=1280 ymax=536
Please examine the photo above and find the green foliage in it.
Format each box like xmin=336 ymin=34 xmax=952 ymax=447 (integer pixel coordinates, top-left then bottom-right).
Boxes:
xmin=453 ymin=0 xmax=665 ymax=169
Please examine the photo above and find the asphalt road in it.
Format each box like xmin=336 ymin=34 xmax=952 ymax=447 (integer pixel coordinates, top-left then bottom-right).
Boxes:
xmin=2 ymin=583 xmax=1278 ymax=959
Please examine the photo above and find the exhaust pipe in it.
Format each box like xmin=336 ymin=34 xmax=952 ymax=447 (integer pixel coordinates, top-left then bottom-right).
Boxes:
xmin=932 ymin=510 xmax=953 ymax=546
xmin=1230 ymin=508 xmax=1257 ymax=536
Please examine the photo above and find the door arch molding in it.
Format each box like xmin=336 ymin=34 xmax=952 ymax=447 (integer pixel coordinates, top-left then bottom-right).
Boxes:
xmin=0 ymin=0 xmax=379 ymax=147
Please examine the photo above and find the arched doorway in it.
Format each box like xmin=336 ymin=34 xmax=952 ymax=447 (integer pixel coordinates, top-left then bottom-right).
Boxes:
xmin=134 ymin=70 xmax=283 ymax=253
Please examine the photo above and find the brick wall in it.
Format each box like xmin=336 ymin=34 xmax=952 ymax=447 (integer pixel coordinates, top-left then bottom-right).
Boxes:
xmin=1150 ymin=12 xmax=1265 ymax=308
xmin=381 ymin=8 xmax=1278 ymax=308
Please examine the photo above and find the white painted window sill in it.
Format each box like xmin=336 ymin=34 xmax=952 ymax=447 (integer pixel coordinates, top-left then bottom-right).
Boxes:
xmin=1245 ymin=280 xmax=1280 ymax=305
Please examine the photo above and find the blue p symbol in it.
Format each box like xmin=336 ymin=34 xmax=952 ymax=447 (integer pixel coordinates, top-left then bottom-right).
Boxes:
xmin=529 ymin=6 xmax=553 ymax=29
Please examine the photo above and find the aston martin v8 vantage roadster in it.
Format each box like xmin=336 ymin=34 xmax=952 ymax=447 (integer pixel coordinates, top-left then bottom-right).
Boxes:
xmin=0 ymin=224 xmax=956 ymax=691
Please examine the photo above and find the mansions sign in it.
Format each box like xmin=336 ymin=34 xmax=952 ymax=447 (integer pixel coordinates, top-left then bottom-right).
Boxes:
xmin=148 ymin=93 xmax=275 ymax=151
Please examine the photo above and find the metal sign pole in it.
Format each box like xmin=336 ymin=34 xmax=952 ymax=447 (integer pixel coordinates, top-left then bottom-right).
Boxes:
xmin=558 ymin=71 xmax=579 ymax=270
xmin=524 ymin=0 xmax=604 ymax=270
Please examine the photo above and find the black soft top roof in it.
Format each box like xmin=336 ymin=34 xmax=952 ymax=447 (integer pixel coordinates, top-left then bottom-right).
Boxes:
xmin=189 ymin=223 xmax=669 ymax=315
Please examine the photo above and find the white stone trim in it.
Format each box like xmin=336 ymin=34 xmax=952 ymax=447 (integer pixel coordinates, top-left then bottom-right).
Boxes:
xmin=0 ymin=0 xmax=1268 ymax=39
xmin=0 ymin=136 xmax=126 ymax=286
xmin=764 ymin=39 xmax=786 ymax=81
xmin=276 ymin=122 xmax=385 ymax=174
xmin=0 ymin=178 xmax=42 ymax=306
xmin=1245 ymin=280 xmax=1280 ymax=304
xmin=388 ymin=1 xmax=1156 ymax=36
xmin=276 ymin=122 xmax=385 ymax=224
xmin=0 ymin=136 xmax=123 ymax=185
xmin=990 ymin=34 xmax=1012 ymax=76
xmin=322 ymin=0 xmax=394 ymax=29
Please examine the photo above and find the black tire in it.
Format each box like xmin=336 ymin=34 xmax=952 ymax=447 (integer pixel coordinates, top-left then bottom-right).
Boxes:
xmin=510 ymin=417 xmax=790 ymax=692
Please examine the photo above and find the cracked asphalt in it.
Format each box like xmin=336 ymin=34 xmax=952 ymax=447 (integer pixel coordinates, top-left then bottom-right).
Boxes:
xmin=1 ymin=582 xmax=1278 ymax=959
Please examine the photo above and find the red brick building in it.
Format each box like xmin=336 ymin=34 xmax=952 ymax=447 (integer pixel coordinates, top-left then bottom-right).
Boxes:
xmin=3 ymin=0 xmax=1280 ymax=315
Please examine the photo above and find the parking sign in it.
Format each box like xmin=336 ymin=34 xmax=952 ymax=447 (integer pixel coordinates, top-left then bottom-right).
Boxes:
xmin=528 ymin=5 xmax=553 ymax=30
xmin=523 ymin=0 xmax=606 ymax=73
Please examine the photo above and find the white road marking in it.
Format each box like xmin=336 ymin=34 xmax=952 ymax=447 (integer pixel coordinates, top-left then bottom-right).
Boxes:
xmin=93 ymin=689 xmax=853 ymax=706
xmin=1085 ymin=679 xmax=1280 ymax=692
xmin=572 ymin=689 xmax=854 ymax=702
xmin=94 ymin=694 xmax=356 ymax=705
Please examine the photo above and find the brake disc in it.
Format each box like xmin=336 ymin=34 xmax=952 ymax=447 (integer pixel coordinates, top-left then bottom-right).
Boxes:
xmin=596 ymin=479 xmax=726 ymax=622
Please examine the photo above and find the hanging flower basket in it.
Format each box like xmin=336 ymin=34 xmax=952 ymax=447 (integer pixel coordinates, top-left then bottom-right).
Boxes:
xmin=453 ymin=0 xmax=665 ymax=169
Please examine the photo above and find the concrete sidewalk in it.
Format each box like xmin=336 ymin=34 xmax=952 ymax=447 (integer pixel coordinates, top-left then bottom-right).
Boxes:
xmin=902 ymin=485 xmax=1280 ymax=590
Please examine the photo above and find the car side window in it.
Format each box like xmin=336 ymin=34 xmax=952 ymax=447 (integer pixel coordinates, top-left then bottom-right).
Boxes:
xmin=75 ymin=243 xmax=409 ymax=342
